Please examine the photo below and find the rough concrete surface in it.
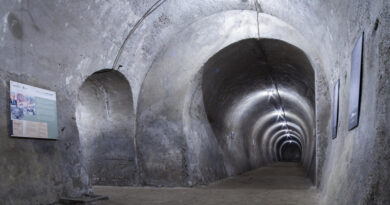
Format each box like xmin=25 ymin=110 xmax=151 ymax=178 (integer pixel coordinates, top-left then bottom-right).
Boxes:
xmin=0 ymin=0 xmax=388 ymax=204
xmin=76 ymin=70 xmax=136 ymax=186
xmin=93 ymin=162 xmax=319 ymax=205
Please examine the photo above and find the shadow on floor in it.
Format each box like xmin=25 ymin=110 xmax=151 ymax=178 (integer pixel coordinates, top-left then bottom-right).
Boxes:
xmin=92 ymin=162 xmax=319 ymax=205
xmin=205 ymin=162 xmax=314 ymax=190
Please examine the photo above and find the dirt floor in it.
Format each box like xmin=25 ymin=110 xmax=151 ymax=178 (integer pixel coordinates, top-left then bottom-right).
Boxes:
xmin=92 ymin=162 xmax=319 ymax=205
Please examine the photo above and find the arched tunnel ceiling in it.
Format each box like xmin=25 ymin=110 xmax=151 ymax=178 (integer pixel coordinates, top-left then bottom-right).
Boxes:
xmin=202 ymin=38 xmax=315 ymax=166
xmin=136 ymin=10 xmax=325 ymax=184
xmin=1 ymin=1 xmax=388 ymax=204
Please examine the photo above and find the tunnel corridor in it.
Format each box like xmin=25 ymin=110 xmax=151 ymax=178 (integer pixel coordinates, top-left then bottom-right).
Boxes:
xmin=201 ymin=39 xmax=315 ymax=179
xmin=0 ymin=0 xmax=389 ymax=205
xmin=77 ymin=38 xmax=318 ymax=204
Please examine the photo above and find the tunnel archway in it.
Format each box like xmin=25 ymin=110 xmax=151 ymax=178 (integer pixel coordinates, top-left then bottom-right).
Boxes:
xmin=137 ymin=10 xmax=327 ymax=186
xmin=277 ymin=139 xmax=302 ymax=162
xmin=76 ymin=69 xmax=136 ymax=186
xmin=201 ymin=38 xmax=315 ymax=176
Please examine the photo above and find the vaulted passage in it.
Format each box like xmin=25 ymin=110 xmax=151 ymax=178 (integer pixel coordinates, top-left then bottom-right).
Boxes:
xmin=202 ymin=39 xmax=315 ymax=179
xmin=1 ymin=1 xmax=389 ymax=205
xmin=89 ymin=38 xmax=319 ymax=205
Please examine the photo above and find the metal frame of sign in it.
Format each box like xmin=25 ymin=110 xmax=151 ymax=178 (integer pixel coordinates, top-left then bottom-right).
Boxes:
xmin=348 ymin=33 xmax=364 ymax=130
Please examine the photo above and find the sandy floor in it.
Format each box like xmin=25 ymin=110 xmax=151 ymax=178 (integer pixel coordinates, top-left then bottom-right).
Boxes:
xmin=93 ymin=162 xmax=319 ymax=205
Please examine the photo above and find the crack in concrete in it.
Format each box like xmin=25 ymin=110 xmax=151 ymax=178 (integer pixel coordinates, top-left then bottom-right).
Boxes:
xmin=112 ymin=0 xmax=168 ymax=70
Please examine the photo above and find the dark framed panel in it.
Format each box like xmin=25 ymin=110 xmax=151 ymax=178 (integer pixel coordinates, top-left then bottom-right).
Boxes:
xmin=10 ymin=81 xmax=58 ymax=140
xmin=348 ymin=33 xmax=364 ymax=130
xmin=332 ymin=79 xmax=340 ymax=139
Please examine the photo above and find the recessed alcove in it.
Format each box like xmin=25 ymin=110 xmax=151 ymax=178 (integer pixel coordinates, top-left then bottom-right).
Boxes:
xmin=76 ymin=69 xmax=136 ymax=186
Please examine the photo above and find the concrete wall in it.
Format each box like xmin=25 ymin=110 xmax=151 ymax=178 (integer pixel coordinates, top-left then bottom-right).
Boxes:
xmin=200 ymin=38 xmax=316 ymax=177
xmin=0 ymin=0 xmax=140 ymax=203
xmin=137 ymin=11 xmax=322 ymax=186
xmin=319 ymin=1 xmax=390 ymax=204
xmin=0 ymin=0 xmax=388 ymax=204
xmin=76 ymin=70 xmax=136 ymax=186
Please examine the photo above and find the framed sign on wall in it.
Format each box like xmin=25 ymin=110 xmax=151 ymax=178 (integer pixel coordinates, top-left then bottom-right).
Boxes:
xmin=332 ymin=79 xmax=340 ymax=139
xmin=348 ymin=33 xmax=364 ymax=130
xmin=10 ymin=81 xmax=58 ymax=140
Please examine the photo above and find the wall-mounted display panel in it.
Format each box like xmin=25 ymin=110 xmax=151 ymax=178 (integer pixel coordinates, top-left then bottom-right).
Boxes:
xmin=10 ymin=81 xmax=58 ymax=139
xmin=348 ymin=33 xmax=364 ymax=130
xmin=332 ymin=79 xmax=340 ymax=139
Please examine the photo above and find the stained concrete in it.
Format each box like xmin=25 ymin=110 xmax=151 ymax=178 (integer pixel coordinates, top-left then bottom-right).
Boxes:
xmin=201 ymin=38 xmax=315 ymax=178
xmin=137 ymin=11 xmax=322 ymax=187
xmin=0 ymin=0 xmax=388 ymax=204
xmin=93 ymin=162 xmax=319 ymax=205
xmin=76 ymin=70 xmax=136 ymax=186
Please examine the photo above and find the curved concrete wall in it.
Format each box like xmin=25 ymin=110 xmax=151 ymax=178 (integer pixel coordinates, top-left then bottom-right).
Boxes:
xmin=76 ymin=70 xmax=136 ymax=186
xmin=137 ymin=11 xmax=322 ymax=186
xmin=0 ymin=0 xmax=388 ymax=204
xmin=201 ymin=38 xmax=315 ymax=176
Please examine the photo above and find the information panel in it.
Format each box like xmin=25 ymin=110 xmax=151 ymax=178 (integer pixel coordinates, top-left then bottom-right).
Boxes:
xmin=10 ymin=81 xmax=58 ymax=139
xmin=348 ymin=33 xmax=363 ymax=130
xmin=332 ymin=80 xmax=340 ymax=139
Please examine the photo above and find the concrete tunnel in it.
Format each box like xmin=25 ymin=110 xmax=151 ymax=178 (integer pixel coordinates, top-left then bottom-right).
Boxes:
xmin=201 ymin=39 xmax=315 ymax=175
xmin=0 ymin=0 xmax=389 ymax=205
